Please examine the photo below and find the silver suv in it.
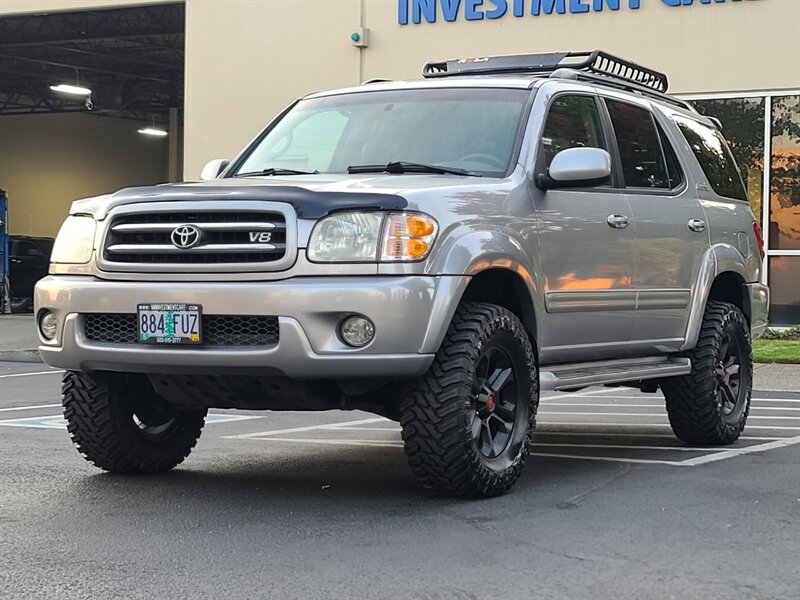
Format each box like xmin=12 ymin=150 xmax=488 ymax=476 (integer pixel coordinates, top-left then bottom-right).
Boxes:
xmin=35 ymin=50 xmax=769 ymax=497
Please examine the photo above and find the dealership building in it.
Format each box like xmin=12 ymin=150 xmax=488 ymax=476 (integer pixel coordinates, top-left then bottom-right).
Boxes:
xmin=0 ymin=0 xmax=797 ymax=323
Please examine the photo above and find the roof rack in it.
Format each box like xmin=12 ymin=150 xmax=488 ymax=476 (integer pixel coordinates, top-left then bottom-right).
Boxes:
xmin=421 ymin=50 xmax=696 ymax=111
xmin=423 ymin=50 xmax=668 ymax=90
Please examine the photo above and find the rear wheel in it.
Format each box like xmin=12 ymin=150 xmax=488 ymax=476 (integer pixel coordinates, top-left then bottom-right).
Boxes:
xmin=400 ymin=302 xmax=538 ymax=498
xmin=63 ymin=371 xmax=206 ymax=473
xmin=662 ymin=301 xmax=752 ymax=445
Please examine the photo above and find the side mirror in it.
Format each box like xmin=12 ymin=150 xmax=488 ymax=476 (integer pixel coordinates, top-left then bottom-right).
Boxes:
xmin=535 ymin=147 xmax=611 ymax=190
xmin=200 ymin=159 xmax=230 ymax=181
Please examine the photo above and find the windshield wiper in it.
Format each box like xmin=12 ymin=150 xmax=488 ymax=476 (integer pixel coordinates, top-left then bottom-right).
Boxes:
xmin=347 ymin=161 xmax=482 ymax=177
xmin=234 ymin=167 xmax=319 ymax=177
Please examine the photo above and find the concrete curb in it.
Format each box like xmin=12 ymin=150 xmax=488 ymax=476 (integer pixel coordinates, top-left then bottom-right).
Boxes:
xmin=0 ymin=349 xmax=42 ymax=363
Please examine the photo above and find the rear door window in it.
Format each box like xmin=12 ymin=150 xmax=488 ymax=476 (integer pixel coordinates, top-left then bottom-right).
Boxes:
xmin=606 ymin=99 xmax=670 ymax=189
xmin=674 ymin=116 xmax=747 ymax=200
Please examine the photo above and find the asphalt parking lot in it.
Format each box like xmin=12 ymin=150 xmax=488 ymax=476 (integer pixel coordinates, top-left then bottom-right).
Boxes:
xmin=1 ymin=360 xmax=798 ymax=600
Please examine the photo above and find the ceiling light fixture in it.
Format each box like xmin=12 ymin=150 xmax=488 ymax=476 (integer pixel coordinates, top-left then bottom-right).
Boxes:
xmin=49 ymin=83 xmax=92 ymax=96
xmin=137 ymin=127 xmax=168 ymax=137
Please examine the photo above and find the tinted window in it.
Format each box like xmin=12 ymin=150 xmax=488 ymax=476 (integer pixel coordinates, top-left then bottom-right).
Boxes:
xmin=658 ymin=124 xmax=683 ymax=189
xmin=675 ymin=116 xmax=747 ymax=201
xmin=541 ymin=95 xmax=605 ymax=168
xmin=606 ymin=100 xmax=669 ymax=189
xmin=11 ymin=240 xmax=43 ymax=258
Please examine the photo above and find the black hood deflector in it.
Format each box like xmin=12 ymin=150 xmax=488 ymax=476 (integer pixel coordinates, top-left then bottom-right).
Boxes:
xmin=109 ymin=184 xmax=409 ymax=219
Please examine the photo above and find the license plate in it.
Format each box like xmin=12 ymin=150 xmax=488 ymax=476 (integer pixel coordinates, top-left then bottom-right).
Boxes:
xmin=137 ymin=303 xmax=202 ymax=345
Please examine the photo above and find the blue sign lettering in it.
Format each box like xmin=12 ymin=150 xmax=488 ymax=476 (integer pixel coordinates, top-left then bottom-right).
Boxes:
xmin=399 ymin=0 xmax=742 ymax=24
xmin=486 ymin=0 xmax=508 ymax=18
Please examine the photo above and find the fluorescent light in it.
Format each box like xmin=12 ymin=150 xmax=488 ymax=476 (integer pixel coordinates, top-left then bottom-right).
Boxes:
xmin=50 ymin=83 xmax=92 ymax=96
xmin=137 ymin=127 xmax=168 ymax=137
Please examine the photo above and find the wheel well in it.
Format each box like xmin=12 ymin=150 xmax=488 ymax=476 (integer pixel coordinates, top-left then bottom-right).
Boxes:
xmin=708 ymin=271 xmax=750 ymax=323
xmin=461 ymin=269 xmax=537 ymax=344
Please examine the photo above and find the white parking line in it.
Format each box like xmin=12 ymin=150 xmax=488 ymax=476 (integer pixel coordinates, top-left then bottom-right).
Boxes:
xmin=227 ymin=417 xmax=389 ymax=440
xmin=0 ymin=370 xmax=64 ymax=379
xmin=539 ymin=422 xmax=800 ymax=431
xmin=540 ymin=411 xmax=800 ymax=420
xmin=679 ymin=436 xmax=800 ymax=466
xmin=543 ymin=403 xmax=800 ymax=411
xmin=552 ymin=395 xmax=800 ymax=403
xmin=534 ymin=431 xmax=780 ymax=441
xmin=0 ymin=403 xmax=61 ymax=413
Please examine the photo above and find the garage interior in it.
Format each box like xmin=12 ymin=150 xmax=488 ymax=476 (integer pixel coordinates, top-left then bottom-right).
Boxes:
xmin=0 ymin=2 xmax=185 ymax=240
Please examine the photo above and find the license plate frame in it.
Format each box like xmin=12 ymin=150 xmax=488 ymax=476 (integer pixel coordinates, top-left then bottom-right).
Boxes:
xmin=137 ymin=303 xmax=203 ymax=345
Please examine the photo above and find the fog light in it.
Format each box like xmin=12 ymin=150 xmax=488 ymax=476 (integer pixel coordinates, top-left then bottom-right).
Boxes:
xmin=340 ymin=315 xmax=375 ymax=347
xmin=39 ymin=311 xmax=58 ymax=340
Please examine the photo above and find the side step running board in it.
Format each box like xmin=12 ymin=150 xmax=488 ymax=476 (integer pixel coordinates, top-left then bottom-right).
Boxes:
xmin=539 ymin=356 xmax=692 ymax=392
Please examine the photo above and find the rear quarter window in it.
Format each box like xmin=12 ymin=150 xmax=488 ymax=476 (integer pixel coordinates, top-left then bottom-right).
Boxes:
xmin=674 ymin=116 xmax=746 ymax=201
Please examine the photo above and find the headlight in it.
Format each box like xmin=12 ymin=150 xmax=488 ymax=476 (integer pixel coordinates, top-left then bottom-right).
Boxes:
xmin=308 ymin=211 xmax=383 ymax=262
xmin=307 ymin=211 xmax=438 ymax=263
xmin=50 ymin=216 xmax=96 ymax=264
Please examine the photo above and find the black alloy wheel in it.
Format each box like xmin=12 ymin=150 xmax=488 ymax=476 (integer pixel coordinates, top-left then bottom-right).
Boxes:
xmin=715 ymin=328 xmax=747 ymax=424
xmin=471 ymin=345 xmax=519 ymax=460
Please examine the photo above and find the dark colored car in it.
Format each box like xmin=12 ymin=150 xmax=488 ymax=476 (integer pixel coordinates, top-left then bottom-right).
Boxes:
xmin=9 ymin=235 xmax=53 ymax=311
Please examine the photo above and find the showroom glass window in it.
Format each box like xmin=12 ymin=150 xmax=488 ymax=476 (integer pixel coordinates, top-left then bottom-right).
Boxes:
xmin=769 ymin=95 xmax=800 ymax=251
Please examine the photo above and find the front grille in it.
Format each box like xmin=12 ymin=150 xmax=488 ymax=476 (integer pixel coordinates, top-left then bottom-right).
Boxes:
xmin=103 ymin=211 xmax=287 ymax=265
xmin=84 ymin=314 xmax=280 ymax=347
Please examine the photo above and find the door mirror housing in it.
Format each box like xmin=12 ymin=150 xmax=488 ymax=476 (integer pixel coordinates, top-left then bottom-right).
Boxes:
xmin=536 ymin=147 xmax=612 ymax=190
xmin=200 ymin=159 xmax=230 ymax=181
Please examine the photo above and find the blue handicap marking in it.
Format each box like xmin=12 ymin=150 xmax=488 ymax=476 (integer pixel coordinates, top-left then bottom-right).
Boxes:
xmin=0 ymin=413 xmax=259 ymax=430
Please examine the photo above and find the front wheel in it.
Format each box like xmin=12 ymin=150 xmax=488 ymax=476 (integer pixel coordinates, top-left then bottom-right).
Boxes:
xmin=400 ymin=302 xmax=538 ymax=498
xmin=661 ymin=301 xmax=752 ymax=445
xmin=63 ymin=371 xmax=207 ymax=473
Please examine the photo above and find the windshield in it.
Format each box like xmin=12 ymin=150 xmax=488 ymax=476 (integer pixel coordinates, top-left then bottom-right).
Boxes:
xmin=231 ymin=88 xmax=531 ymax=178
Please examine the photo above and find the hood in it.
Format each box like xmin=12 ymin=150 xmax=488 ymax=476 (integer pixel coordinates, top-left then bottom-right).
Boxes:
xmin=70 ymin=172 xmax=513 ymax=220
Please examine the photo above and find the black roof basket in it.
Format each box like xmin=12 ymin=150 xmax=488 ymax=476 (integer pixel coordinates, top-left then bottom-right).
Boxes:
xmin=423 ymin=50 xmax=668 ymax=91
xmin=422 ymin=50 xmax=695 ymax=110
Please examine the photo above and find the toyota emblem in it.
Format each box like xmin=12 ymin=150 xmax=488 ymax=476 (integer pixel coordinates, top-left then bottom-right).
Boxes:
xmin=171 ymin=225 xmax=202 ymax=249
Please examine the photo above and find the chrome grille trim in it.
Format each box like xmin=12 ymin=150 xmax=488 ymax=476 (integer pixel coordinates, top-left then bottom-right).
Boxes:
xmin=106 ymin=243 xmax=285 ymax=254
xmin=97 ymin=200 xmax=298 ymax=273
xmin=111 ymin=222 xmax=285 ymax=233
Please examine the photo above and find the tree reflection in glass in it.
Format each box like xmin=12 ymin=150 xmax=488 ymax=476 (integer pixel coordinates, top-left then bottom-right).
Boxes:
xmin=769 ymin=96 xmax=800 ymax=250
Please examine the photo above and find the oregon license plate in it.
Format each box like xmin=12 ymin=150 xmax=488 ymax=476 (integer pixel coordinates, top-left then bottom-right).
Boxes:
xmin=137 ymin=303 xmax=202 ymax=345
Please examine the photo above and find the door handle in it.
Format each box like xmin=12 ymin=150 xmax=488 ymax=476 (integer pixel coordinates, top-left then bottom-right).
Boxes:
xmin=688 ymin=219 xmax=706 ymax=233
xmin=606 ymin=214 xmax=630 ymax=229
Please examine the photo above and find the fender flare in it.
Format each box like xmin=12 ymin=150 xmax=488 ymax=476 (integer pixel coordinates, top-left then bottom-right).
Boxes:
xmin=681 ymin=243 xmax=749 ymax=351
xmin=419 ymin=230 xmax=543 ymax=353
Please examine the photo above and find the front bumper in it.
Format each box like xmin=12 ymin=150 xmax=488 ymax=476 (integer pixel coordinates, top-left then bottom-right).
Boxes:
xmin=34 ymin=275 xmax=468 ymax=378
xmin=746 ymin=282 xmax=770 ymax=340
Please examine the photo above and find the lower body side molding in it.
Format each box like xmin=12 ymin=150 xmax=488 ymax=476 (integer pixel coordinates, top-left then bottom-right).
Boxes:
xmin=539 ymin=356 xmax=692 ymax=392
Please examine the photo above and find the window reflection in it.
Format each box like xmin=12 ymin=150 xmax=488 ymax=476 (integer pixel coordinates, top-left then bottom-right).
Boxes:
xmin=769 ymin=257 xmax=800 ymax=326
xmin=769 ymin=95 xmax=800 ymax=250
xmin=693 ymin=97 xmax=765 ymax=221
